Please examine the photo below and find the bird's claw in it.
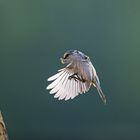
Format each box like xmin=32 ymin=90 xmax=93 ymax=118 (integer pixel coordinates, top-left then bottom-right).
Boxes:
xmin=68 ymin=75 xmax=78 ymax=82
xmin=68 ymin=73 xmax=86 ymax=83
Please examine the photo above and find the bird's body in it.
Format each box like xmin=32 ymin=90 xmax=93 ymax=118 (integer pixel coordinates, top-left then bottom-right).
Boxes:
xmin=47 ymin=50 xmax=106 ymax=104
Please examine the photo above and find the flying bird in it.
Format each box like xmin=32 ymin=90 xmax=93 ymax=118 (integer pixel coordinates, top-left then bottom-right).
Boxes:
xmin=47 ymin=50 xmax=106 ymax=104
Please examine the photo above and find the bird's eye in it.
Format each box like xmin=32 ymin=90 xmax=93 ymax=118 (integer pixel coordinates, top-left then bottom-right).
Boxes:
xmin=64 ymin=53 xmax=70 ymax=59
xmin=84 ymin=56 xmax=88 ymax=60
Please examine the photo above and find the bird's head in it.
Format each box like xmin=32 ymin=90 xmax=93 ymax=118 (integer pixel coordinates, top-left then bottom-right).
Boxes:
xmin=60 ymin=50 xmax=90 ymax=64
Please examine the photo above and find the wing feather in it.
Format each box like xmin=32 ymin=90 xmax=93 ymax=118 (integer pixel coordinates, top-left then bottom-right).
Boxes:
xmin=64 ymin=76 xmax=73 ymax=100
xmin=47 ymin=68 xmax=91 ymax=101
xmin=47 ymin=70 xmax=64 ymax=81
xmin=54 ymin=71 xmax=69 ymax=98
xmin=71 ymin=80 xmax=77 ymax=99
xmin=69 ymin=79 xmax=75 ymax=99
xmin=46 ymin=70 xmax=66 ymax=90
xmin=65 ymin=78 xmax=74 ymax=100
xmin=49 ymin=71 xmax=68 ymax=94
xmin=58 ymin=71 xmax=70 ymax=100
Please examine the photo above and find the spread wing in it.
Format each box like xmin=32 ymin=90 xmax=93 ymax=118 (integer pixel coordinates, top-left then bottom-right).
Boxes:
xmin=46 ymin=68 xmax=91 ymax=101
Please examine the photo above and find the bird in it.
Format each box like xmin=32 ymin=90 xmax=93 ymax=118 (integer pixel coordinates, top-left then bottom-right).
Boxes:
xmin=46 ymin=50 xmax=106 ymax=104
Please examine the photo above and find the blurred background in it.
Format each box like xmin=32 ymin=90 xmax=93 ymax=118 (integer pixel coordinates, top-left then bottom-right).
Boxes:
xmin=1 ymin=0 xmax=140 ymax=139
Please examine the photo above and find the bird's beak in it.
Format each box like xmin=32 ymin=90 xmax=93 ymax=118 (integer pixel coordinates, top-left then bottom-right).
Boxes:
xmin=60 ymin=58 xmax=64 ymax=64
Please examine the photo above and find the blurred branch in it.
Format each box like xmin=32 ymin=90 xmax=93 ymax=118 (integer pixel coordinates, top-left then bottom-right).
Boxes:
xmin=0 ymin=111 xmax=8 ymax=140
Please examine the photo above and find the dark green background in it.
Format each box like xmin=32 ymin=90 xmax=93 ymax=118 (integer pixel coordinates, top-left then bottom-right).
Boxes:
xmin=1 ymin=0 xmax=140 ymax=139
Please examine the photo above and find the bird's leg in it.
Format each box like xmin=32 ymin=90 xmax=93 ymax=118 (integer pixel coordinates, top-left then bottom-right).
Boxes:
xmin=68 ymin=73 xmax=86 ymax=83
xmin=80 ymin=77 xmax=86 ymax=83
xmin=68 ymin=73 xmax=78 ymax=81
xmin=76 ymin=75 xmax=86 ymax=83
